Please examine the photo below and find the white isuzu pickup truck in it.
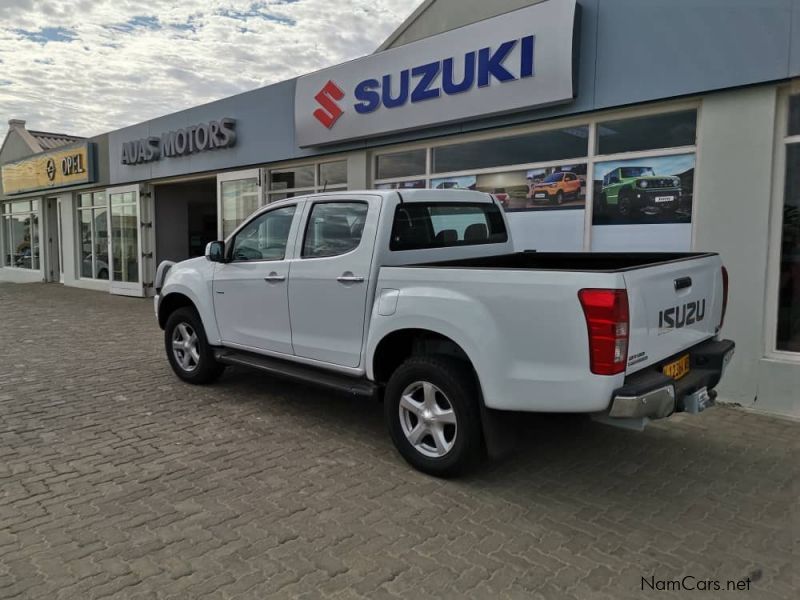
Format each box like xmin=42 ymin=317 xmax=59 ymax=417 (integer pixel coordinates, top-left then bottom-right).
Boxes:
xmin=154 ymin=190 xmax=734 ymax=476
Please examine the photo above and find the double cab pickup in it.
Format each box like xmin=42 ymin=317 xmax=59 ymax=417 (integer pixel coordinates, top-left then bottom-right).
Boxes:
xmin=155 ymin=190 xmax=734 ymax=476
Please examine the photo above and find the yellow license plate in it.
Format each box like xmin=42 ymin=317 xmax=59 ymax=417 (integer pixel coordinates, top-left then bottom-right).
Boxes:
xmin=663 ymin=354 xmax=690 ymax=380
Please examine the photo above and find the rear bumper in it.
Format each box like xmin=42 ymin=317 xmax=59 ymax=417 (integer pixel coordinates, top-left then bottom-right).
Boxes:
xmin=607 ymin=338 xmax=735 ymax=419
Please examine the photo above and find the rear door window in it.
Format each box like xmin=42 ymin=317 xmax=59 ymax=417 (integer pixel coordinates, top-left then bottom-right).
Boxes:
xmin=390 ymin=202 xmax=508 ymax=251
xmin=302 ymin=201 xmax=369 ymax=258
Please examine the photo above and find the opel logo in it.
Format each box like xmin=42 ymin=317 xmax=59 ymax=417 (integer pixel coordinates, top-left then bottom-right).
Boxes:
xmin=45 ymin=158 xmax=56 ymax=181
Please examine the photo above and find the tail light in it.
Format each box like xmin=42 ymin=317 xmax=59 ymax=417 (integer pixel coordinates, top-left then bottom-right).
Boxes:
xmin=719 ymin=266 xmax=729 ymax=330
xmin=578 ymin=289 xmax=629 ymax=376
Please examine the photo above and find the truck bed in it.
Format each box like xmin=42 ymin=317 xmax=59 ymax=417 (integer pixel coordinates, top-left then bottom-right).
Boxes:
xmin=406 ymin=252 xmax=717 ymax=273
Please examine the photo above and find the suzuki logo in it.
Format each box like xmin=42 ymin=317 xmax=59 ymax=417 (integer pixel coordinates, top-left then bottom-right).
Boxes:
xmin=313 ymin=80 xmax=344 ymax=129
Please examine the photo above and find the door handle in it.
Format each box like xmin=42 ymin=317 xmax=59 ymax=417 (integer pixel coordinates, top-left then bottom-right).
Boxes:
xmin=674 ymin=277 xmax=692 ymax=291
xmin=264 ymin=272 xmax=286 ymax=282
xmin=337 ymin=274 xmax=364 ymax=283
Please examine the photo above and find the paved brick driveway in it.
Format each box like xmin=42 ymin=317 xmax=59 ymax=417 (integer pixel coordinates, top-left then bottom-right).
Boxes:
xmin=0 ymin=283 xmax=796 ymax=599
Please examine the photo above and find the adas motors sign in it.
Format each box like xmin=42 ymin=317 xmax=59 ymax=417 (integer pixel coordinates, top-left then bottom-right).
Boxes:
xmin=295 ymin=0 xmax=578 ymax=147
xmin=120 ymin=118 xmax=236 ymax=165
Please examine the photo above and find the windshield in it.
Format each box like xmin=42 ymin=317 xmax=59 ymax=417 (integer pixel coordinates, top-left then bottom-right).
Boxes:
xmin=542 ymin=173 xmax=564 ymax=183
xmin=620 ymin=166 xmax=655 ymax=178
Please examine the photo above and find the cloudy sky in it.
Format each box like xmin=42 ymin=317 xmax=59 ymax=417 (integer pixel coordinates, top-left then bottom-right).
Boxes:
xmin=0 ymin=0 xmax=421 ymax=138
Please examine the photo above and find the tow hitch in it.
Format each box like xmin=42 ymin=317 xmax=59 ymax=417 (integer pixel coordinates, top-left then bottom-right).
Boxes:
xmin=681 ymin=387 xmax=716 ymax=414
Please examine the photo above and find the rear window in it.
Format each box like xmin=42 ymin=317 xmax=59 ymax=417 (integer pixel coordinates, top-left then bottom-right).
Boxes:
xmin=390 ymin=202 xmax=508 ymax=251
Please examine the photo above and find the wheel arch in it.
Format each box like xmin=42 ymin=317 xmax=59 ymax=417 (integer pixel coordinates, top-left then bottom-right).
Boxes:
xmin=371 ymin=328 xmax=480 ymax=390
xmin=158 ymin=292 xmax=197 ymax=329
xmin=618 ymin=185 xmax=634 ymax=197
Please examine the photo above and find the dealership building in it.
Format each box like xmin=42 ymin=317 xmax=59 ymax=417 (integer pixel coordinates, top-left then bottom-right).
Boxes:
xmin=0 ymin=0 xmax=798 ymax=418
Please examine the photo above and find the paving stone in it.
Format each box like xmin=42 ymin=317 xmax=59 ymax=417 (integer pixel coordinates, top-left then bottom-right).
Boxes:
xmin=0 ymin=282 xmax=796 ymax=599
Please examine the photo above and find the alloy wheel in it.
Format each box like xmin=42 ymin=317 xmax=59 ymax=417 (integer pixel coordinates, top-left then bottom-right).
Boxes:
xmin=172 ymin=322 xmax=200 ymax=372
xmin=398 ymin=381 xmax=458 ymax=458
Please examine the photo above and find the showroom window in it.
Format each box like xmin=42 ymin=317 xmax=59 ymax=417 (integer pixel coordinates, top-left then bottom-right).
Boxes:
xmin=432 ymin=126 xmax=589 ymax=173
xmin=221 ymin=178 xmax=260 ymax=238
xmin=268 ymin=159 xmax=348 ymax=203
xmin=591 ymin=109 xmax=697 ymax=237
xmin=77 ymin=191 xmax=109 ymax=279
xmin=1 ymin=199 xmax=39 ymax=270
xmin=375 ymin=127 xmax=591 ymax=213
xmin=373 ymin=105 xmax=699 ymax=253
xmin=375 ymin=149 xmax=427 ymax=182
xmin=776 ymin=94 xmax=800 ymax=353
xmin=596 ymin=110 xmax=697 ymax=155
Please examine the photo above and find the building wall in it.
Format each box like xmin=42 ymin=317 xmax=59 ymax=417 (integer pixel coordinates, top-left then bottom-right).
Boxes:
xmin=694 ymin=86 xmax=799 ymax=417
xmin=104 ymin=0 xmax=800 ymax=187
xmin=380 ymin=0 xmax=546 ymax=51
xmin=0 ymin=132 xmax=112 ymax=288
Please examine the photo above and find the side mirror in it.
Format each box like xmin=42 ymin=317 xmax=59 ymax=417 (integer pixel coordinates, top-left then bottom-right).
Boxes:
xmin=205 ymin=241 xmax=226 ymax=263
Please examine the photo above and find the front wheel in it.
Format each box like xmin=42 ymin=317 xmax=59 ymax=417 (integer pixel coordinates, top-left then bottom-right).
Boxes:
xmin=617 ymin=190 xmax=633 ymax=218
xmin=599 ymin=192 xmax=608 ymax=214
xmin=164 ymin=307 xmax=225 ymax=384
xmin=555 ymin=190 xmax=564 ymax=205
xmin=384 ymin=355 xmax=483 ymax=477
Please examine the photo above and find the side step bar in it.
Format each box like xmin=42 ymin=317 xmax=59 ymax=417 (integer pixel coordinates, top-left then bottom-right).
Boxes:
xmin=213 ymin=349 xmax=379 ymax=399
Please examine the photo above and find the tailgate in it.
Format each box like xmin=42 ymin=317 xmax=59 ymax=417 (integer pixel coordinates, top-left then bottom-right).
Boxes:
xmin=624 ymin=254 xmax=724 ymax=373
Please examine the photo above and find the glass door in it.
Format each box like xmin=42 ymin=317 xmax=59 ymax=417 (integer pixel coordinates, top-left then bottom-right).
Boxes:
xmin=107 ymin=185 xmax=143 ymax=296
xmin=217 ymin=169 xmax=262 ymax=239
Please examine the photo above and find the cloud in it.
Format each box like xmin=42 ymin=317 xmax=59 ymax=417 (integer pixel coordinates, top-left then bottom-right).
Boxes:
xmin=0 ymin=0 xmax=421 ymax=137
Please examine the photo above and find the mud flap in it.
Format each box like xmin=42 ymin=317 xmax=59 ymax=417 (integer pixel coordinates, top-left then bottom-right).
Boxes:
xmin=479 ymin=403 xmax=519 ymax=459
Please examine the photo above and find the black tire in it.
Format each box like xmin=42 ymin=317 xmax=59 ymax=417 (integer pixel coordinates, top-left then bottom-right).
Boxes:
xmin=617 ymin=189 xmax=634 ymax=219
xmin=164 ymin=306 xmax=225 ymax=384
xmin=599 ymin=192 xmax=608 ymax=214
xmin=555 ymin=190 xmax=564 ymax=205
xmin=384 ymin=355 xmax=483 ymax=477
xmin=98 ymin=268 xmax=108 ymax=280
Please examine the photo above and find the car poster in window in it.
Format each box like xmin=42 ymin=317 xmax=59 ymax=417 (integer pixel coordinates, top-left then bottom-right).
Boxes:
xmin=432 ymin=164 xmax=587 ymax=212
xmin=592 ymin=154 xmax=694 ymax=226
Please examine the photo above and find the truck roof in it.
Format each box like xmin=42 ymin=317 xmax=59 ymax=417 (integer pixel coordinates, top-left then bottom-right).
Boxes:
xmin=293 ymin=189 xmax=495 ymax=204
xmin=242 ymin=189 xmax=498 ymax=229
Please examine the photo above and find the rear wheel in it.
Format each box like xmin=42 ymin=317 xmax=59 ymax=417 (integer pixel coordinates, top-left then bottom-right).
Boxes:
xmin=165 ymin=307 xmax=225 ymax=384
xmin=384 ymin=355 xmax=482 ymax=477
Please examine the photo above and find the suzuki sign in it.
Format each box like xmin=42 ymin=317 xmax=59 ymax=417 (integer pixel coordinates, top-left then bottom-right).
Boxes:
xmin=295 ymin=0 xmax=579 ymax=147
